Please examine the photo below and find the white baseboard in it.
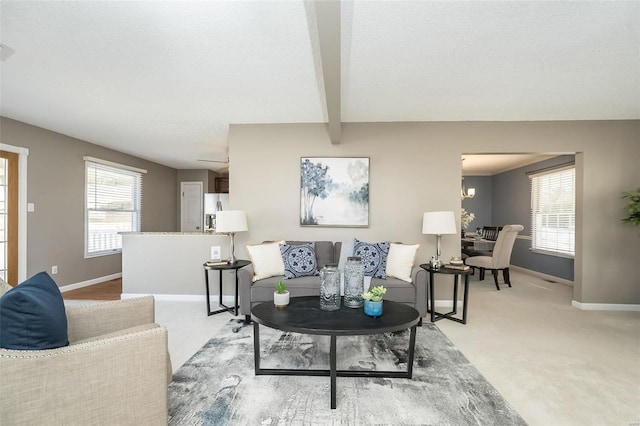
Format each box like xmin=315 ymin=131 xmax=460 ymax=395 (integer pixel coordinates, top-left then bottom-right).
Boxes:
xmin=59 ymin=273 xmax=122 ymax=292
xmin=122 ymin=293 xmax=236 ymax=305
xmin=509 ymin=265 xmax=574 ymax=286
xmin=571 ymin=300 xmax=640 ymax=311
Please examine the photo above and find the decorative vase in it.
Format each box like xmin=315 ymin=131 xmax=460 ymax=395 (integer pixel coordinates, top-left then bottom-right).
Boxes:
xmin=364 ymin=300 xmax=383 ymax=317
xmin=319 ymin=264 xmax=341 ymax=311
xmin=344 ymin=256 xmax=364 ymax=308
xmin=274 ymin=291 xmax=289 ymax=308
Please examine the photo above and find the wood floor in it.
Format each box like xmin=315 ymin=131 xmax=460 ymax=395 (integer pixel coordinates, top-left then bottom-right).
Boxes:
xmin=62 ymin=278 xmax=122 ymax=301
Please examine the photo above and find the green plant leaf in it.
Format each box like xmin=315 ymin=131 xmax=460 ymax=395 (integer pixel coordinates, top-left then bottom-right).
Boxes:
xmin=621 ymin=188 xmax=640 ymax=226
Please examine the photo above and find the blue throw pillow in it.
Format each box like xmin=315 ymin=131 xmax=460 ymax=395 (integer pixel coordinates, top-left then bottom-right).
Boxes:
xmin=353 ymin=238 xmax=391 ymax=279
xmin=0 ymin=272 xmax=69 ymax=350
xmin=279 ymin=243 xmax=319 ymax=279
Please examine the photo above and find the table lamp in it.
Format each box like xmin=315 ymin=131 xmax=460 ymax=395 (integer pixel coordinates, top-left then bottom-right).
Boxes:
xmin=215 ymin=210 xmax=248 ymax=264
xmin=422 ymin=211 xmax=457 ymax=266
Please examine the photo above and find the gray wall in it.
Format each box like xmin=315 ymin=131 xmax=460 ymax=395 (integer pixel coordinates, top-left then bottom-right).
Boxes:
xmin=461 ymin=176 xmax=493 ymax=232
xmin=229 ymin=121 xmax=640 ymax=305
xmin=1 ymin=117 xmax=178 ymax=286
xmin=492 ymin=155 xmax=575 ymax=281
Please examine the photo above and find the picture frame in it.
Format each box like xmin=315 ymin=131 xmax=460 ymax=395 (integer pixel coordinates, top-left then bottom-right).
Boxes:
xmin=300 ymin=157 xmax=369 ymax=227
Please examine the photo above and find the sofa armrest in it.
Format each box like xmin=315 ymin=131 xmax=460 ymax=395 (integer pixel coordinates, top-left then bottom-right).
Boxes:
xmin=66 ymin=296 xmax=155 ymax=343
xmin=239 ymin=264 xmax=255 ymax=316
xmin=411 ymin=265 xmax=428 ymax=318
xmin=0 ymin=326 xmax=169 ymax=425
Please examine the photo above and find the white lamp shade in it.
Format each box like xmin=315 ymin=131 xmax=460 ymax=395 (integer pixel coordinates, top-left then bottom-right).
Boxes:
xmin=467 ymin=187 xmax=476 ymax=197
xmin=422 ymin=211 xmax=457 ymax=235
xmin=215 ymin=210 xmax=248 ymax=233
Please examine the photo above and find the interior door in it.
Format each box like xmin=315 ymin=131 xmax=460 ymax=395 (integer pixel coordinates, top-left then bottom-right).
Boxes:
xmin=180 ymin=182 xmax=203 ymax=232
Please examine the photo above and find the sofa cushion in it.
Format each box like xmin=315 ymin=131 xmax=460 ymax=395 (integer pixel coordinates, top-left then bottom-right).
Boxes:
xmin=371 ymin=277 xmax=416 ymax=303
xmin=386 ymin=243 xmax=420 ymax=282
xmin=286 ymin=241 xmax=335 ymax=270
xmin=279 ymin=242 xmax=319 ymax=279
xmin=0 ymin=272 xmax=69 ymax=350
xmin=246 ymin=241 xmax=286 ymax=282
xmin=250 ymin=275 xmax=321 ymax=305
xmin=353 ymin=238 xmax=391 ymax=279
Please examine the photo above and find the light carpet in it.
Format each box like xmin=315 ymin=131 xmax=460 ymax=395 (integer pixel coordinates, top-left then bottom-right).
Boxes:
xmin=168 ymin=319 xmax=526 ymax=425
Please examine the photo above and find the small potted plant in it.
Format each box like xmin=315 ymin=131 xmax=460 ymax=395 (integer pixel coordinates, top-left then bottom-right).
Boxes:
xmin=362 ymin=285 xmax=386 ymax=317
xmin=274 ymin=281 xmax=289 ymax=308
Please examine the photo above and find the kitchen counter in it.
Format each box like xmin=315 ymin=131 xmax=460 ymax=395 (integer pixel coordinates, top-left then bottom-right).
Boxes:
xmin=120 ymin=231 xmax=226 ymax=236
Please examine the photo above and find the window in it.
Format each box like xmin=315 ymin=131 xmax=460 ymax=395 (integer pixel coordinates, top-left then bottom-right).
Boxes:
xmin=530 ymin=166 xmax=575 ymax=257
xmin=85 ymin=157 xmax=145 ymax=257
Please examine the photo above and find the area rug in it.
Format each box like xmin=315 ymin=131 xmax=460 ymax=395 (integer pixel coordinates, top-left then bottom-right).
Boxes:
xmin=168 ymin=319 xmax=526 ymax=425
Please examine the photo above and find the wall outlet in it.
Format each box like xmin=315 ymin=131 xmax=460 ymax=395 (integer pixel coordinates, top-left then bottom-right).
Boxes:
xmin=51 ymin=265 xmax=58 ymax=274
xmin=211 ymin=246 xmax=221 ymax=261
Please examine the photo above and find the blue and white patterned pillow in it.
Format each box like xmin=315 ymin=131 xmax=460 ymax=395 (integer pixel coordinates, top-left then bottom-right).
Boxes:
xmin=279 ymin=243 xmax=319 ymax=279
xmin=353 ymin=238 xmax=391 ymax=279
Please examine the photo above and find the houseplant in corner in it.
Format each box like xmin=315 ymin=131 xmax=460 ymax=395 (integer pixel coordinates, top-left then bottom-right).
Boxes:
xmin=621 ymin=188 xmax=640 ymax=227
xmin=274 ymin=281 xmax=289 ymax=308
xmin=362 ymin=285 xmax=386 ymax=317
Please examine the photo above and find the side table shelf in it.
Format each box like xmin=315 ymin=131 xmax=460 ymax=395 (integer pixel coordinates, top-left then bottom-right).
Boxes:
xmin=203 ymin=259 xmax=251 ymax=316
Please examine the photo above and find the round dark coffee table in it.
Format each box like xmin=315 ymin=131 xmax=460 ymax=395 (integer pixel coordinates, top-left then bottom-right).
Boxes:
xmin=251 ymin=296 xmax=420 ymax=409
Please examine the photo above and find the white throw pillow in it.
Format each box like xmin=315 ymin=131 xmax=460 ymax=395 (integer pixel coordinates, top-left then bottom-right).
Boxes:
xmin=246 ymin=241 xmax=286 ymax=282
xmin=385 ymin=243 xmax=419 ymax=282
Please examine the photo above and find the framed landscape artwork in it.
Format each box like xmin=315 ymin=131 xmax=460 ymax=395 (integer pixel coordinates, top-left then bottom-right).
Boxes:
xmin=300 ymin=157 xmax=369 ymax=227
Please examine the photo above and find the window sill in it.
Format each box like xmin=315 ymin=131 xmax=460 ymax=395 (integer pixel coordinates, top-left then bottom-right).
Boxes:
xmin=84 ymin=250 xmax=122 ymax=259
xmin=529 ymin=248 xmax=574 ymax=260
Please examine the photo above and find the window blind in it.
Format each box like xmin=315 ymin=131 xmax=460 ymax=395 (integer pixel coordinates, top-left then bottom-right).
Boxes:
xmin=85 ymin=160 xmax=143 ymax=257
xmin=529 ymin=166 xmax=575 ymax=257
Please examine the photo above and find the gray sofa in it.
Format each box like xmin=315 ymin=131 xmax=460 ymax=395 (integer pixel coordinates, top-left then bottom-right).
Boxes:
xmin=239 ymin=240 xmax=427 ymax=323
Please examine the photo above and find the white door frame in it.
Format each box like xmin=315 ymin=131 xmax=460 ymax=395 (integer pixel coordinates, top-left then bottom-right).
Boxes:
xmin=0 ymin=143 xmax=29 ymax=282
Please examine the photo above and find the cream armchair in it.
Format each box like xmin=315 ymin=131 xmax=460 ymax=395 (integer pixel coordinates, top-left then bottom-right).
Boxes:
xmin=0 ymin=296 xmax=170 ymax=425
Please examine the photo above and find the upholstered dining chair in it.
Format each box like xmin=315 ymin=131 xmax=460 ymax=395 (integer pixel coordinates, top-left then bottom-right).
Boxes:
xmin=464 ymin=224 xmax=524 ymax=290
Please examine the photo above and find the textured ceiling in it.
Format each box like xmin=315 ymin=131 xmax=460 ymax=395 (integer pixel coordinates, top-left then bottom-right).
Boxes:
xmin=1 ymin=1 xmax=638 ymax=171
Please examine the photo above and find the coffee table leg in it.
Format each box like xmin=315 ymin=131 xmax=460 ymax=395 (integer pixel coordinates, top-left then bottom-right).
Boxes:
xmin=253 ymin=322 xmax=260 ymax=373
xmin=407 ymin=325 xmax=417 ymax=379
xmin=330 ymin=334 xmax=337 ymax=409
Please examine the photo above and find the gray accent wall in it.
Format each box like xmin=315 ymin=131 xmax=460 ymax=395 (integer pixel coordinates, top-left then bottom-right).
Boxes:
xmin=1 ymin=117 xmax=178 ymax=287
xmin=229 ymin=121 xmax=640 ymax=305
xmin=492 ymin=155 xmax=576 ymax=281
xmin=461 ymin=176 xmax=493 ymax=232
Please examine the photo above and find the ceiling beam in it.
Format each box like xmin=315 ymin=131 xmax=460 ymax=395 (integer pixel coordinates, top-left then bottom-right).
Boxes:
xmin=313 ymin=0 xmax=341 ymax=144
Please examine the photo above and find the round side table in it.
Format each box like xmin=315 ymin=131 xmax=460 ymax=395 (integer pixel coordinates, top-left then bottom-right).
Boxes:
xmin=203 ymin=259 xmax=251 ymax=316
xmin=419 ymin=263 xmax=471 ymax=324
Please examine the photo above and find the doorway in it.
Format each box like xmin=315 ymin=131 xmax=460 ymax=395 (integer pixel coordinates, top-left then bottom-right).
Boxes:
xmin=180 ymin=181 xmax=203 ymax=232
xmin=461 ymin=153 xmax=577 ymax=284
xmin=0 ymin=150 xmax=18 ymax=284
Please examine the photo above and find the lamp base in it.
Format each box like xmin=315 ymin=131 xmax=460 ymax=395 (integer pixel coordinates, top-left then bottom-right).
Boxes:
xmin=227 ymin=232 xmax=237 ymax=264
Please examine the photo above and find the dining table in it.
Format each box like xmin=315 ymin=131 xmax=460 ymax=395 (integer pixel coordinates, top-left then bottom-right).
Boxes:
xmin=461 ymin=235 xmax=496 ymax=252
